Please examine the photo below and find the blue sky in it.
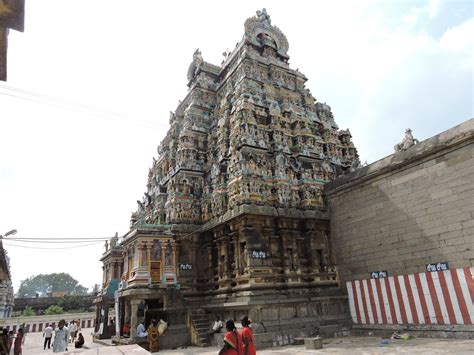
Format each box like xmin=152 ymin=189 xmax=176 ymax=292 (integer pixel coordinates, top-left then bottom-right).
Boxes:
xmin=0 ymin=0 xmax=472 ymax=292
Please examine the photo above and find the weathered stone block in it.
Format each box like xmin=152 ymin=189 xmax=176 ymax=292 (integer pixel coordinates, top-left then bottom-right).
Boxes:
xmin=304 ymin=337 xmax=322 ymax=349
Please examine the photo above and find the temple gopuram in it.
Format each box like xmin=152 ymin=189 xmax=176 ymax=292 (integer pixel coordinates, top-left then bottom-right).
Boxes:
xmin=95 ymin=9 xmax=359 ymax=349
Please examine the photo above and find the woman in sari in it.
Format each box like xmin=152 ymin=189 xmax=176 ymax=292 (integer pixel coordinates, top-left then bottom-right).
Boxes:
xmin=218 ymin=319 xmax=243 ymax=355
xmin=13 ymin=328 xmax=23 ymax=355
xmin=147 ymin=319 xmax=160 ymax=352
xmin=240 ymin=316 xmax=256 ymax=355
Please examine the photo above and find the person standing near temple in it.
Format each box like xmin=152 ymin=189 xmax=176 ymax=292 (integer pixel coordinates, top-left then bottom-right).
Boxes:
xmin=68 ymin=320 xmax=78 ymax=344
xmin=0 ymin=328 xmax=8 ymax=355
xmin=240 ymin=316 xmax=256 ymax=355
xmin=52 ymin=320 xmax=69 ymax=353
xmin=20 ymin=324 xmax=27 ymax=345
xmin=211 ymin=316 xmax=224 ymax=334
xmin=218 ymin=319 xmax=243 ymax=355
xmin=43 ymin=324 xmax=53 ymax=350
xmin=147 ymin=319 xmax=159 ymax=353
xmin=13 ymin=328 xmax=23 ymax=355
xmin=7 ymin=330 xmax=14 ymax=354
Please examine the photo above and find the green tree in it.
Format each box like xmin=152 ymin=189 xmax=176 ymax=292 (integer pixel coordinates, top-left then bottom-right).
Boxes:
xmin=16 ymin=273 xmax=88 ymax=298
xmin=21 ymin=306 xmax=35 ymax=316
xmin=45 ymin=305 xmax=64 ymax=315
xmin=58 ymin=295 xmax=83 ymax=312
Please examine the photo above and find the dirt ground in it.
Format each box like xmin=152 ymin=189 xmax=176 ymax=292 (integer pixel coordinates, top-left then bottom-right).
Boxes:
xmin=21 ymin=330 xmax=474 ymax=354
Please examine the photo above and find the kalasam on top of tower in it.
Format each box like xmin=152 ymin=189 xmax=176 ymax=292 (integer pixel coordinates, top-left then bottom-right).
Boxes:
xmin=96 ymin=9 xmax=359 ymax=348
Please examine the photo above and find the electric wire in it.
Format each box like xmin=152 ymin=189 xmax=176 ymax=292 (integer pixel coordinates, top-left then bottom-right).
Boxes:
xmin=6 ymin=237 xmax=110 ymax=241
xmin=0 ymin=85 xmax=164 ymax=130
xmin=2 ymin=241 xmax=103 ymax=250
xmin=5 ymin=240 xmax=108 ymax=244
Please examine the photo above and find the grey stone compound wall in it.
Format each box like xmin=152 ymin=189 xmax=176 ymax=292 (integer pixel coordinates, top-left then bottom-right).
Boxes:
xmin=325 ymin=119 xmax=474 ymax=284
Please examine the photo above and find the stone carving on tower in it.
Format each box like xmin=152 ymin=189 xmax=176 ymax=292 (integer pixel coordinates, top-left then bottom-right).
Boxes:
xmin=127 ymin=9 xmax=359 ymax=294
xmin=100 ymin=11 xmax=360 ymax=346
xmin=394 ymin=128 xmax=419 ymax=152
xmin=135 ymin=9 xmax=359 ymax=231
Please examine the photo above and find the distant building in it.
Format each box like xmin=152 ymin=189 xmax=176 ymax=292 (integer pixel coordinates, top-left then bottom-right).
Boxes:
xmin=46 ymin=290 xmax=68 ymax=298
xmin=0 ymin=0 xmax=25 ymax=81
xmin=0 ymin=240 xmax=14 ymax=318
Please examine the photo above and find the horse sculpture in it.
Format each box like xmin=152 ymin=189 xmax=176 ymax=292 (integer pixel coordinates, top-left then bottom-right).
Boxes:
xmin=394 ymin=128 xmax=419 ymax=152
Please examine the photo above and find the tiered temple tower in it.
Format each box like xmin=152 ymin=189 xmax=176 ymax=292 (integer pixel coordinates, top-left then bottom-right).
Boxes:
xmin=96 ymin=9 xmax=359 ymax=348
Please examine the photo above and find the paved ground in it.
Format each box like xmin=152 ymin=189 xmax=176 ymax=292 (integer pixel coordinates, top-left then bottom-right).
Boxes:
xmin=21 ymin=328 xmax=100 ymax=354
xmin=20 ymin=330 xmax=474 ymax=354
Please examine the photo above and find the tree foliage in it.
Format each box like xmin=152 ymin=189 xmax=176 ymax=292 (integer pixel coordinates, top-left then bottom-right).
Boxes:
xmin=45 ymin=305 xmax=64 ymax=315
xmin=58 ymin=295 xmax=85 ymax=312
xmin=22 ymin=306 xmax=35 ymax=316
xmin=17 ymin=273 xmax=88 ymax=298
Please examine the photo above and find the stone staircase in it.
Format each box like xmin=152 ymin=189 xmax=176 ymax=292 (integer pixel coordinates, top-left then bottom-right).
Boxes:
xmin=189 ymin=308 xmax=210 ymax=347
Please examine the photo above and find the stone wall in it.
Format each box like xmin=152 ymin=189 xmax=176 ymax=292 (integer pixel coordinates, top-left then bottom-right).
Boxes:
xmin=326 ymin=119 xmax=473 ymax=283
xmin=14 ymin=295 xmax=94 ymax=314
xmin=324 ymin=119 xmax=474 ymax=336
xmin=0 ymin=311 xmax=95 ymax=333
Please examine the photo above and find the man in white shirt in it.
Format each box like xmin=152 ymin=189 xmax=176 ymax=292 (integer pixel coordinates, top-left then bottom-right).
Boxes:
xmin=43 ymin=324 xmax=53 ymax=350
xmin=68 ymin=320 xmax=78 ymax=343
xmin=136 ymin=322 xmax=147 ymax=338
xmin=209 ymin=316 xmax=223 ymax=334
xmin=53 ymin=320 xmax=69 ymax=353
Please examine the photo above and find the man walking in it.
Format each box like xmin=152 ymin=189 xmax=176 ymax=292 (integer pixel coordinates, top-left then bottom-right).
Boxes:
xmin=68 ymin=320 xmax=78 ymax=344
xmin=52 ymin=319 xmax=68 ymax=353
xmin=43 ymin=324 xmax=53 ymax=350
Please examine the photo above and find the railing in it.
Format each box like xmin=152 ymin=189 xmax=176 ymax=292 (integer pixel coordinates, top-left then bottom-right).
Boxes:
xmin=0 ymin=312 xmax=96 ymax=333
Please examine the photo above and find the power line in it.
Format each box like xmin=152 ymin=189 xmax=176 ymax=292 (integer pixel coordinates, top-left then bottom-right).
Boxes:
xmin=0 ymin=85 xmax=164 ymax=130
xmin=2 ymin=241 xmax=103 ymax=250
xmin=5 ymin=239 xmax=108 ymax=244
xmin=0 ymin=83 xmax=126 ymax=118
xmin=6 ymin=237 xmax=110 ymax=241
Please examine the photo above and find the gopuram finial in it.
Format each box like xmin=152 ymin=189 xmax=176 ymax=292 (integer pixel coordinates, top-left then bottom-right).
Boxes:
xmin=244 ymin=9 xmax=289 ymax=57
xmin=193 ymin=48 xmax=203 ymax=63
xmin=256 ymin=8 xmax=271 ymax=26
xmin=187 ymin=48 xmax=204 ymax=82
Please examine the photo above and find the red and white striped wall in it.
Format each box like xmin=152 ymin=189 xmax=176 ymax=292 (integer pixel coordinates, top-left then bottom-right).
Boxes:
xmin=346 ymin=267 xmax=474 ymax=326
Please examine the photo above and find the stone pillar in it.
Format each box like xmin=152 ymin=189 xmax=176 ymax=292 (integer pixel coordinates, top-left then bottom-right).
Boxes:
xmin=233 ymin=233 xmax=240 ymax=275
xmin=95 ymin=304 xmax=101 ymax=332
xmin=140 ymin=243 xmax=148 ymax=268
xmin=189 ymin=244 xmax=197 ymax=287
xmin=207 ymin=246 xmax=214 ymax=282
xmin=216 ymin=240 xmax=223 ymax=279
xmin=113 ymin=262 xmax=119 ymax=279
xmin=124 ymin=300 xmax=130 ymax=324
xmin=102 ymin=265 xmax=106 ymax=288
xmin=130 ymin=299 xmax=141 ymax=339
xmin=222 ymin=238 xmax=229 ymax=278
xmin=171 ymin=241 xmax=178 ymax=269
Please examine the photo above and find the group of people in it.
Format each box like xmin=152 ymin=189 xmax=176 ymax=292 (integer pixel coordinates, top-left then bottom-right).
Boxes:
xmin=42 ymin=319 xmax=85 ymax=353
xmin=0 ymin=327 xmax=21 ymax=355
xmin=133 ymin=318 xmax=168 ymax=353
xmin=218 ymin=316 xmax=256 ymax=355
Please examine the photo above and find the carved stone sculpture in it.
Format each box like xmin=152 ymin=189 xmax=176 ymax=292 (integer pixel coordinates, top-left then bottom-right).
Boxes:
xmin=394 ymin=128 xmax=419 ymax=152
